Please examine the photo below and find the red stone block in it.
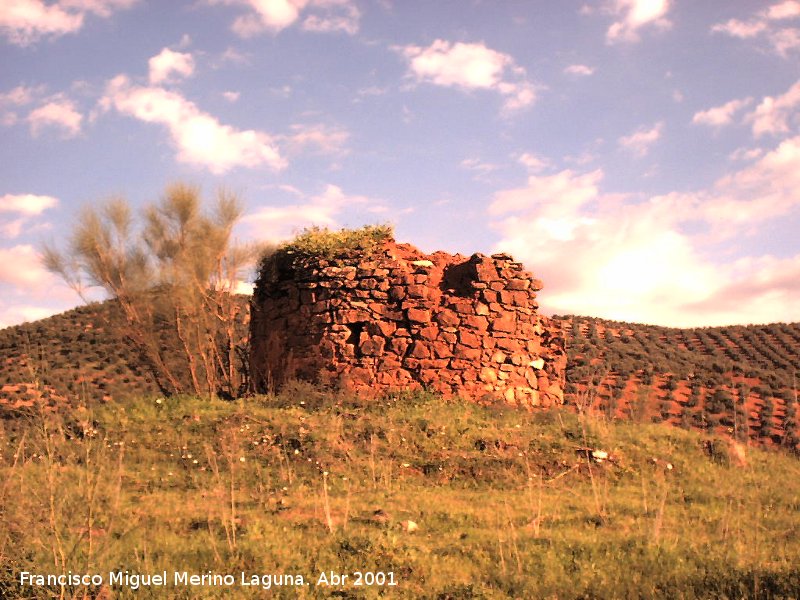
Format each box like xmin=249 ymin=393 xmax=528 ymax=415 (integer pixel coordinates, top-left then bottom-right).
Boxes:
xmin=453 ymin=346 xmax=481 ymax=360
xmin=481 ymin=290 xmax=498 ymax=303
xmin=432 ymin=341 xmax=453 ymax=358
xmin=360 ymin=336 xmax=385 ymax=356
xmin=461 ymin=315 xmax=488 ymax=331
xmin=407 ymin=307 xmax=432 ymax=323
xmin=435 ymin=309 xmax=460 ymax=328
xmin=491 ymin=314 xmax=516 ymax=332
xmin=506 ymin=278 xmax=530 ymax=291
xmin=474 ymin=257 xmax=498 ymax=282
xmin=418 ymin=326 xmax=439 ymax=341
xmin=459 ymin=330 xmax=482 ymax=348
xmin=407 ymin=284 xmax=429 ymax=298
xmin=408 ymin=341 xmax=432 ymax=359
xmin=389 ymin=337 xmax=410 ymax=356
xmin=440 ymin=331 xmax=458 ymax=344
xmin=389 ymin=286 xmax=407 ymax=301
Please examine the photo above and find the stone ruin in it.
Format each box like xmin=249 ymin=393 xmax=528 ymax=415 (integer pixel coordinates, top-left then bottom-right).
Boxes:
xmin=250 ymin=239 xmax=566 ymax=407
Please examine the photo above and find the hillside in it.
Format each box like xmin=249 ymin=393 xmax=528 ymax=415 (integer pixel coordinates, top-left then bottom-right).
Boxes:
xmin=1 ymin=305 xmax=798 ymax=451
xmin=0 ymin=302 xmax=160 ymax=407
xmin=0 ymin=297 xmax=250 ymax=409
xmin=2 ymin=390 xmax=799 ymax=598
xmin=556 ymin=316 xmax=800 ymax=450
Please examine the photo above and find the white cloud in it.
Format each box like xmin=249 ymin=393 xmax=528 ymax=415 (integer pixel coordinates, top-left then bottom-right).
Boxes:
xmin=0 ymin=304 xmax=59 ymax=328
xmin=0 ymin=219 xmax=26 ymax=238
xmin=398 ymin=39 xmax=536 ymax=112
xmin=212 ymin=0 xmax=360 ymax=37
xmin=222 ymin=91 xmax=240 ymax=102
xmin=712 ymin=3 xmax=800 ymax=57
xmin=0 ymin=193 xmax=57 ymax=240
xmin=0 ymin=85 xmax=40 ymax=106
xmin=216 ymin=47 xmax=251 ymax=67
xmin=692 ymin=97 xmax=752 ymax=128
xmin=770 ymin=27 xmax=800 ymax=55
xmin=27 ymin=97 xmax=82 ymax=137
xmin=355 ymin=86 xmax=389 ymax=99
xmin=747 ymin=79 xmax=800 ymax=137
xmin=0 ymin=244 xmax=54 ymax=287
xmin=606 ymin=0 xmax=672 ymax=44
xmin=60 ymin=0 xmax=138 ymax=17
xmin=302 ymin=0 xmax=359 ymax=34
xmin=729 ymin=147 xmax=764 ymax=161
xmin=101 ymin=74 xmax=285 ymax=174
xmin=241 ymin=183 xmax=383 ymax=241
xmin=284 ymin=123 xmax=349 ymax=155
xmin=460 ymin=158 xmax=501 ymax=181
xmin=0 ymin=241 xmax=81 ymax=327
xmin=0 ymin=193 xmax=58 ymax=215
xmin=564 ymin=64 xmax=595 ymax=76
xmin=706 ymin=135 xmax=800 ymax=233
xmin=768 ymin=1 xmax=800 ymax=20
xmin=517 ymin=152 xmax=551 ymax=173
xmin=311 ymin=183 xmax=381 ymax=209
xmin=618 ymin=121 xmax=663 ymax=157
xmin=148 ymin=48 xmax=195 ymax=85
xmin=0 ymin=0 xmax=82 ymax=45
xmin=489 ymin=134 xmax=800 ymax=326
xmin=711 ymin=19 xmax=767 ymax=39
xmin=0 ymin=0 xmax=136 ymax=45
xmin=681 ymin=254 xmax=800 ymax=324
xmin=223 ymin=0 xmax=304 ymax=35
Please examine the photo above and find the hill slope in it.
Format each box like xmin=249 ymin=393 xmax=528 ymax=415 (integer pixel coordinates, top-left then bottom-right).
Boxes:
xmin=1 ymin=304 xmax=798 ymax=449
xmin=557 ymin=316 xmax=800 ymax=449
xmin=0 ymin=302 xmax=160 ymax=407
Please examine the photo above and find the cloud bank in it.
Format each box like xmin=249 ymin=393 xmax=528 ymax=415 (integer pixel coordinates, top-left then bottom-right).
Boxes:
xmin=490 ymin=134 xmax=800 ymax=326
xmin=101 ymin=75 xmax=286 ymax=174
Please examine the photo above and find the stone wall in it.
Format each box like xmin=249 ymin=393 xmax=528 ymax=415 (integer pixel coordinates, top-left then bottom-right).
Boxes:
xmin=250 ymin=240 xmax=566 ymax=407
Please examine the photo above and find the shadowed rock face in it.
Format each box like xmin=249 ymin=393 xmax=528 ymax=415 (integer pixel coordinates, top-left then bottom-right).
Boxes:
xmin=250 ymin=240 xmax=566 ymax=407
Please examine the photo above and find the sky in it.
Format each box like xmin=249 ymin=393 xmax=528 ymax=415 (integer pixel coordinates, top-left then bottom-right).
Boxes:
xmin=1 ymin=0 xmax=800 ymax=329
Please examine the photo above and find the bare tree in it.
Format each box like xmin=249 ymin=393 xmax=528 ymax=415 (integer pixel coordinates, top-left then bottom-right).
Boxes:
xmin=42 ymin=184 xmax=269 ymax=398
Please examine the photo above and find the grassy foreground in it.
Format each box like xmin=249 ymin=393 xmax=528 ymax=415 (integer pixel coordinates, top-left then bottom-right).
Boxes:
xmin=1 ymin=386 xmax=799 ymax=599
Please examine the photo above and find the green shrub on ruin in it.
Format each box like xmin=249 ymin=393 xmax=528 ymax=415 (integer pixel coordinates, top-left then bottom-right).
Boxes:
xmin=278 ymin=224 xmax=394 ymax=260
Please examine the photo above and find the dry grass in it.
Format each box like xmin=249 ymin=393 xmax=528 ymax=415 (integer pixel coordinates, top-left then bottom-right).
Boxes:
xmin=0 ymin=388 xmax=798 ymax=598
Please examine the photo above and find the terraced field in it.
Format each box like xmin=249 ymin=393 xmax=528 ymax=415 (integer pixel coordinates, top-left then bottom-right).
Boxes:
xmin=1 ymin=305 xmax=797 ymax=451
xmin=558 ymin=316 xmax=800 ymax=449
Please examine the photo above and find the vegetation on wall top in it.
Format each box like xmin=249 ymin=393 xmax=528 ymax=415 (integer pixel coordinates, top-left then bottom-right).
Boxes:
xmin=275 ymin=224 xmax=394 ymax=260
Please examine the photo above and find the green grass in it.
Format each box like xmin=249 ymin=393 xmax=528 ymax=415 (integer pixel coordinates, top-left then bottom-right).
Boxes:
xmin=1 ymin=387 xmax=799 ymax=599
xmin=274 ymin=224 xmax=394 ymax=260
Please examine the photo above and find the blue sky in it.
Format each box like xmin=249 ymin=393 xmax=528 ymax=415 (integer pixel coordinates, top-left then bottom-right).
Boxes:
xmin=1 ymin=0 xmax=800 ymax=328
